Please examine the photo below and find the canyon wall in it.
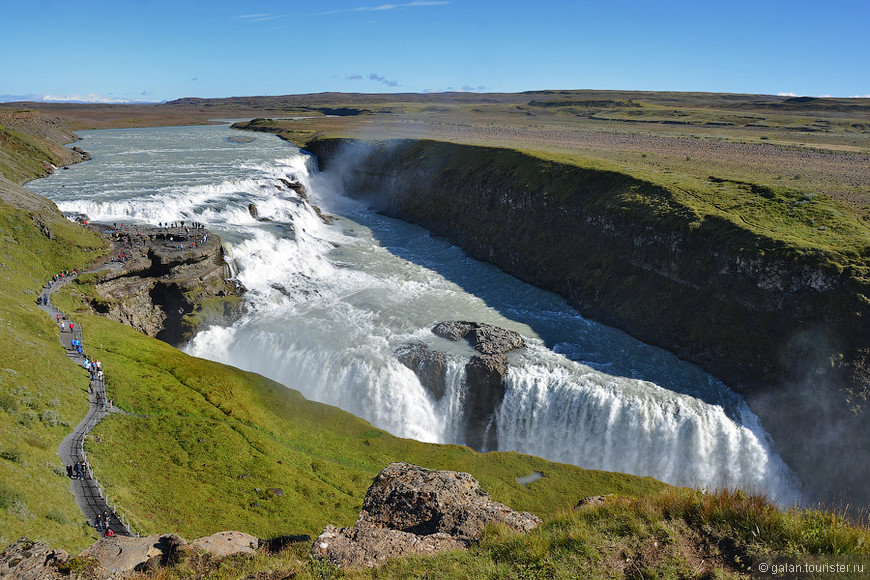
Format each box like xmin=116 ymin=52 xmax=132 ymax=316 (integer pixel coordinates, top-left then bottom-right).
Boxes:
xmin=306 ymin=137 xmax=870 ymax=506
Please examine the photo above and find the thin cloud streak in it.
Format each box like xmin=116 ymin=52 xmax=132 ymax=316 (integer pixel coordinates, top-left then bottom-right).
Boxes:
xmin=315 ymin=1 xmax=448 ymax=16
xmin=234 ymin=13 xmax=283 ymax=22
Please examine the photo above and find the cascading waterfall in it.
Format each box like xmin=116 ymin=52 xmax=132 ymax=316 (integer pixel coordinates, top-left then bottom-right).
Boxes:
xmin=496 ymin=345 xmax=788 ymax=495
xmin=28 ymin=123 xmax=800 ymax=504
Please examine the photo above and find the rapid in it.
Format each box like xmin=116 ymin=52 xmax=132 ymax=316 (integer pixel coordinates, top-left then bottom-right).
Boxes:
xmin=29 ymin=123 xmax=800 ymax=502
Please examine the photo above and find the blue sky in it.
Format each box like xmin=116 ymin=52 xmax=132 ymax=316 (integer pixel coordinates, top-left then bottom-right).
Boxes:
xmin=2 ymin=0 xmax=868 ymax=102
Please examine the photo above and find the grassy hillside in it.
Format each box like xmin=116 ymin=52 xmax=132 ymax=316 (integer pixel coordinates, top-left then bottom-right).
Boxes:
xmin=0 ymin=183 xmax=106 ymax=551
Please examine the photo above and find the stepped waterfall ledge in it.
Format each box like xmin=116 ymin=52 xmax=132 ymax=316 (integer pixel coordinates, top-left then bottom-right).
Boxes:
xmin=29 ymin=123 xmax=799 ymax=505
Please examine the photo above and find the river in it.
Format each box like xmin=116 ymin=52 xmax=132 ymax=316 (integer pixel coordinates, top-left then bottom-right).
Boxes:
xmin=29 ymin=122 xmax=800 ymax=502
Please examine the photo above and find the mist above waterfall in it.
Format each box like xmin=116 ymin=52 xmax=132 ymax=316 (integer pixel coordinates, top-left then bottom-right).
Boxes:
xmin=29 ymin=123 xmax=800 ymax=504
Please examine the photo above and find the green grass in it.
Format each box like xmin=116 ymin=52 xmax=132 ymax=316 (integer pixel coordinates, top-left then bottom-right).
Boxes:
xmin=118 ymin=488 xmax=870 ymax=579
xmin=0 ymin=186 xmax=106 ymax=551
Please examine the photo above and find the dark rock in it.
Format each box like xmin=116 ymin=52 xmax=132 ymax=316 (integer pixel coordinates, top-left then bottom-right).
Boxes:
xmin=467 ymin=324 xmax=525 ymax=355
xmin=464 ymin=354 xmax=508 ymax=451
xmin=395 ymin=343 xmax=449 ymax=400
xmin=279 ymin=178 xmax=307 ymax=197
xmin=432 ymin=321 xmax=524 ymax=355
xmin=312 ymin=463 xmax=541 ymax=568
xmin=248 ymin=203 xmax=259 ymax=219
xmin=432 ymin=321 xmax=475 ymax=342
xmin=72 ymin=146 xmax=92 ymax=161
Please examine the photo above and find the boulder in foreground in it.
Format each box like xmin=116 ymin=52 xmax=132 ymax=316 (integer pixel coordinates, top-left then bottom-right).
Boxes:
xmin=312 ymin=462 xmax=541 ymax=568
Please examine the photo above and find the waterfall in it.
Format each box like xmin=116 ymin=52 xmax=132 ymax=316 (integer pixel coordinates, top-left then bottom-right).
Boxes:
xmin=495 ymin=354 xmax=795 ymax=499
xmin=29 ymin=123 xmax=800 ymax=504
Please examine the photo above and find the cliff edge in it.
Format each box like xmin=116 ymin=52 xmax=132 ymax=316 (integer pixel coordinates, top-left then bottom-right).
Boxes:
xmin=79 ymin=223 xmax=242 ymax=344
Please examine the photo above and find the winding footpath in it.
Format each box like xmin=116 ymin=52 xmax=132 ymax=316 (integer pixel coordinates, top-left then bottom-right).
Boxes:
xmin=38 ymin=266 xmax=132 ymax=537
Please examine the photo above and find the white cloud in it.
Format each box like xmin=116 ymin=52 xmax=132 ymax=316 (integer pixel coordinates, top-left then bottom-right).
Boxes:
xmin=848 ymin=94 xmax=870 ymax=98
xmin=777 ymin=92 xmax=800 ymax=97
xmin=41 ymin=93 xmax=161 ymax=104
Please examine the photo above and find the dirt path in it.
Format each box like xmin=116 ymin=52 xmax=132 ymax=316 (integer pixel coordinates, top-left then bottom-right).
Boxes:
xmin=39 ymin=270 xmax=132 ymax=538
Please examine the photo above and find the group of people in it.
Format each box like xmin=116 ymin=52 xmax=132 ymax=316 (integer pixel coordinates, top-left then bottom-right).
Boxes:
xmin=65 ymin=460 xmax=89 ymax=480
xmin=85 ymin=358 xmax=104 ymax=382
xmin=159 ymin=220 xmax=205 ymax=229
xmin=95 ymin=510 xmax=113 ymax=535
xmin=57 ymin=314 xmax=76 ymax=335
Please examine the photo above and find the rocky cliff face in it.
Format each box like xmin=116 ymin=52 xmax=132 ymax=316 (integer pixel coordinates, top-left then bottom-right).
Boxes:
xmin=306 ymin=137 xmax=870 ymax=507
xmin=85 ymin=225 xmax=242 ymax=345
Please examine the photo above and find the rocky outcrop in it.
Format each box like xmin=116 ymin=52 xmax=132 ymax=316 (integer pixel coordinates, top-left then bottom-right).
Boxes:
xmin=312 ymin=462 xmax=541 ymax=568
xmin=307 ymin=137 xmax=870 ymax=507
xmin=398 ymin=322 xmax=525 ymax=450
xmin=0 ymin=538 xmax=69 ymax=580
xmin=432 ymin=321 xmax=525 ymax=355
xmin=0 ymin=531 xmax=263 ymax=579
xmin=312 ymin=526 xmax=466 ymax=569
xmin=437 ymin=322 xmax=524 ymax=450
xmin=85 ymin=224 xmax=242 ymax=345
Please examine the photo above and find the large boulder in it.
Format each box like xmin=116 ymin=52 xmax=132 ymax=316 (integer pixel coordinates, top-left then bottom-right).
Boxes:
xmin=78 ymin=534 xmax=187 ymax=574
xmin=431 ymin=321 xmax=525 ymax=355
xmin=311 ymin=462 xmax=541 ymax=568
xmin=311 ymin=525 xmax=466 ymax=569
xmin=191 ymin=531 xmax=259 ymax=556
